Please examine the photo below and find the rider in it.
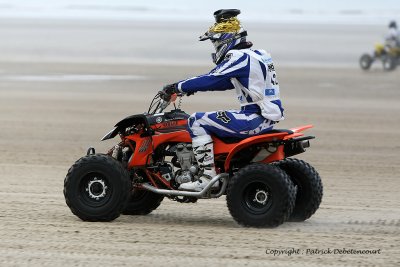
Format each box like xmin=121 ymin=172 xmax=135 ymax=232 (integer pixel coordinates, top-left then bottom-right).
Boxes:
xmin=161 ymin=9 xmax=284 ymax=191
xmin=385 ymin=21 xmax=400 ymax=49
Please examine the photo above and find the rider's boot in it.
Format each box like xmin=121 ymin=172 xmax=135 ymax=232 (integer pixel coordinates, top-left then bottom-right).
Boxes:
xmin=179 ymin=135 xmax=219 ymax=192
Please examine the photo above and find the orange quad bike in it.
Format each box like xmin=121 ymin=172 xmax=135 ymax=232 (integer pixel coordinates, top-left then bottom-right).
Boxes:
xmin=64 ymin=92 xmax=323 ymax=227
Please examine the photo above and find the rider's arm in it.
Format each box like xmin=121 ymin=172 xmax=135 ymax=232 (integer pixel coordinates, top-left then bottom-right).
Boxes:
xmin=177 ymin=51 xmax=249 ymax=94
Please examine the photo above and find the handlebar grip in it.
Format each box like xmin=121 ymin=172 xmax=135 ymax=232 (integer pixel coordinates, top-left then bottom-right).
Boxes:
xmin=170 ymin=93 xmax=178 ymax=102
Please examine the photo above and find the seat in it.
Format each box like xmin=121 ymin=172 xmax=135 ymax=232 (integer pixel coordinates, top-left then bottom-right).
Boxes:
xmin=217 ymin=129 xmax=294 ymax=144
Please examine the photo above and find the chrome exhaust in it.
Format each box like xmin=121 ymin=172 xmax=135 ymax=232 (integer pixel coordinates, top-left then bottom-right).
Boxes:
xmin=210 ymin=174 xmax=229 ymax=198
xmin=141 ymin=173 xmax=229 ymax=198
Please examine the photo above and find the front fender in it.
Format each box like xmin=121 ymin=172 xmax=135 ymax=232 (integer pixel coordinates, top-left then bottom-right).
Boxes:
xmin=101 ymin=114 xmax=151 ymax=141
xmin=101 ymin=127 xmax=118 ymax=141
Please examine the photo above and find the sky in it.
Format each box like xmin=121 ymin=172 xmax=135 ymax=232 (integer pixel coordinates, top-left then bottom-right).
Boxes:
xmin=0 ymin=0 xmax=399 ymax=25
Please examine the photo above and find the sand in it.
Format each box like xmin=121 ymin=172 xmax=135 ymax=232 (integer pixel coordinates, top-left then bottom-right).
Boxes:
xmin=0 ymin=19 xmax=399 ymax=267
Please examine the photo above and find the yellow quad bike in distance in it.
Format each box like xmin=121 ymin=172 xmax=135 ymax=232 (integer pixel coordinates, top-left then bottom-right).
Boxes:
xmin=359 ymin=44 xmax=400 ymax=71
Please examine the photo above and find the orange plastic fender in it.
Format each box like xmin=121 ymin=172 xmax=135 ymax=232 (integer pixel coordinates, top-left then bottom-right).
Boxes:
xmin=283 ymin=125 xmax=313 ymax=140
xmin=223 ymin=132 xmax=288 ymax=171
xmin=126 ymin=134 xmax=153 ymax=168
xmin=290 ymin=124 xmax=313 ymax=133
xmin=152 ymin=130 xmax=192 ymax=148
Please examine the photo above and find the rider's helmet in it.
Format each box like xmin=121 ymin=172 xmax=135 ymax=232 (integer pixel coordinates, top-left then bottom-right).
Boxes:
xmin=199 ymin=9 xmax=250 ymax=64
xmin=389 ymin=20 xmax=397 ymax=29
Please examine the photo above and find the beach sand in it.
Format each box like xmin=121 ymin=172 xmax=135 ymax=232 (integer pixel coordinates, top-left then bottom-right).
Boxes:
xmin=0 ymin=19 xmax=399 ymax=266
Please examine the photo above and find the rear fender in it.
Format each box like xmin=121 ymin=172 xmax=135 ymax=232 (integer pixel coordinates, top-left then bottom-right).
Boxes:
xmin=222 ymin=125 xmax=314 ymax=171
xmin=223 ymin=132 xmax=287 ymax=171
xmin=288 ymin=124 xmax=313 ymax=134
xmin=281 ymin=125 xmax=313 ymax=141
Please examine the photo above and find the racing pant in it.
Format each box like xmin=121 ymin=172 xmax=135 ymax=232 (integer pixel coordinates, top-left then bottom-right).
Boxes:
xmin=187 ymin=104 xmax=275 ymax=180
xmin=187 ymin=104 xmax=275 ymax=139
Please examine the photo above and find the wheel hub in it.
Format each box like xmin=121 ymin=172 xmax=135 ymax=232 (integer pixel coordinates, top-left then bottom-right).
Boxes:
xmin=86 ymin=177 xmax=108 ymax=200
xmin=253 ymin=189 xmax=268 ymax=205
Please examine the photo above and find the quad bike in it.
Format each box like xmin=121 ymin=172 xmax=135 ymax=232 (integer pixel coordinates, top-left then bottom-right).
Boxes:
xmin=359 ymin=43 xmax=400 ymax=71
xmin=64 ymin=92 xmax=323 ymax=227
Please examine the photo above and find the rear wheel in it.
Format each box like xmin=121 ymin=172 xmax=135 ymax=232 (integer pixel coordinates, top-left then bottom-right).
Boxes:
xmin=226 ymin=163 xmax=296 ymax=227
xmin=64 ymin=154 xmax=132 ymax=221
xmin=275 ymin=158 xmax=323 ymax=222
xmin=123 ymin=189 xmax=164 ymax=215
xmin=359 ymin=54 xmax=373 ymax=70
xmin=382 ymin=55 xmax=397 ymax=71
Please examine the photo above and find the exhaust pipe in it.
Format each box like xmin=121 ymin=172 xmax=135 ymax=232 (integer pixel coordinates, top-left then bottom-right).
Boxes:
xmin=141 ymin=173 xmax=229 ymax=198
xmin=284 ymin=136 xmax=314 ymax=157
xmin=301 ymin=140 xmax=310 ymax=149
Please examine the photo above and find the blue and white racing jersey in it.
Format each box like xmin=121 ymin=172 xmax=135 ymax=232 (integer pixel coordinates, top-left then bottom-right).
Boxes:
xmin=177 ymin=49 xmax=284 ymax=122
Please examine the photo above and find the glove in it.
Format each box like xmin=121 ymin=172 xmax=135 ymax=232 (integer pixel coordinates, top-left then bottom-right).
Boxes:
xmin=159 ymin=83 xmax=178 ymax=101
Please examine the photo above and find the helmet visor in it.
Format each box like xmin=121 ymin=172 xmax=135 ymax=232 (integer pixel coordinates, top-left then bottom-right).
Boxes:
xmin=199 ymin=32 xmax=222 ymax=41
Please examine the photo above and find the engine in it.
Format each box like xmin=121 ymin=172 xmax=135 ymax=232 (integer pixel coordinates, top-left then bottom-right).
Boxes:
xmin=111 ymin=141 xmax=199 ymax=188
xmin=173 ymin=143 xmax=198 ymax=185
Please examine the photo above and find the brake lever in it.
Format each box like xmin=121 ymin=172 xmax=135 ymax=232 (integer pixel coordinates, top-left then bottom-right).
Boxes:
xmin=158 ymin=99 xmax=169 ymax=112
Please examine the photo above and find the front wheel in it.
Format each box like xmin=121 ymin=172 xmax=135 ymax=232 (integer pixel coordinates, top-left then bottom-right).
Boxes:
xmin=64 ymin=154 xmax=132 ymax=221
xmin=359 ymin=54 xmax=373 ymax=70
xmin=226 ymin=163 xmax=296 ymax=227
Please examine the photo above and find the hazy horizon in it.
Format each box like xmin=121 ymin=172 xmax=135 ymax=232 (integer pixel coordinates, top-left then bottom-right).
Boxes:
xmin=0 ymin=0 xmax=399 ymax=25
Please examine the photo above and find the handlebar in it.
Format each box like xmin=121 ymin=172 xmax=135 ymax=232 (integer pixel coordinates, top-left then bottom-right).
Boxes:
xmin=148 ymin=92 xmax=183 ymax=115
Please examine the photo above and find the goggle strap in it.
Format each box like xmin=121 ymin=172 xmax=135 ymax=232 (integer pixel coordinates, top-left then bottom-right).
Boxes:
xmin=212 ymin=31 xmax=247 ymax=47
xmin=199 ymin=30 xmax=247 ymax=42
